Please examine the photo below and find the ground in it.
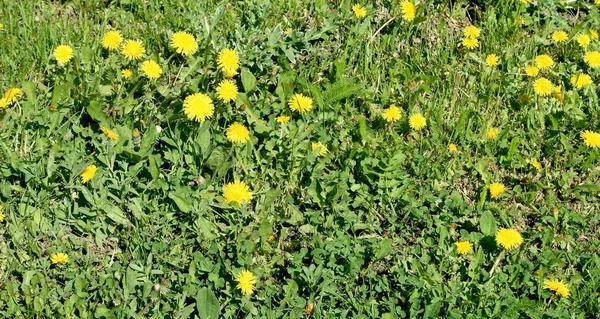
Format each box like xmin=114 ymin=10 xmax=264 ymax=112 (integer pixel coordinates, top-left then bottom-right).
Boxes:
xmin=0 ymin=0 xmax=599 ymax=318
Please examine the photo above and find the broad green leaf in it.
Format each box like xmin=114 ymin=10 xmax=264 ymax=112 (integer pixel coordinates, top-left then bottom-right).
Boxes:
xmin=480 ymin=211 xmax=497 ymax=236
xmin=169 ymin=192 xmax=192 ymax=213
xmin=241 ymin=68 xmax=257 ymax=93
xmin=196 ymin=287 xmax=220 ymax=319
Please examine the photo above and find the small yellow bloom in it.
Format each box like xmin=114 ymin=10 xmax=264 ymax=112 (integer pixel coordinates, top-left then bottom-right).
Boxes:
xmin=284 ymin=28 xmax=292 ymax=35
xmin=488 ymin=183 xmax=505 ymax=199
xmin=235 ymin=270 xmax=257 ymax=295
xmin=53 ymin=45 xmax=74 ymax=64
xmin=400 ymin=1 xmax=416 ymax=22
xmin=352 ymin=4 xmax=367 ymax=18
xmin=581 ymin=130 xmax=600 ymax=148
xmin=531 ymin=159 xmax=541 ymax=170
xmin=0 ymin=206 xmax=4 ymax=222
xmin=216 ymin=79 xmax=238 ymax=103
xmin=570 ymin=73 xmax=593 ymax=90
xmin=534 ymin=54 xmax=554 ymax=70
xmin=312 ymin=142 xmax=328 ymax=157
xmin=100 ymin=127 xmax=119 ymax=141
xmin=183 ymin=93 xmax=214 ymax=122
xmin=463 ymin=25 xmax=480 ymax=39
xmin=543 ymin=279 xmax=570 ymax=298
xmin=4 ymin=88 xmax=22 ymax=103
xmin=551 ymin=31 xmax=568 ymax=43
xmin=0 ymin=98 xmax=10 ymax=109
xmin=462 ymin=37 xmax=479 ymax=49
xmin=288 ymin=94 xmax=314 ymax=113
xmin=217 ymin=48 xmax=240 ymax=73
xmin=101 ymin=30 xmax=123 ymax=50
xmin=304 ymin=303 xmax=315 ymax=315
xmin=495 ymin=228 xmax=523 ymax=250
xmin=485 ymin=54 xmax=499 ymax=66
xmin=170 ymin=31 xmax=198 ymax=56
xmin=584 ymin=51 xmax=600 ymax=68
xmin=455 ymin=241 xmax=473 ymax=255
xmin=533 ymin=77 xmax=553 ymax=96
xmin=276 ymin=115 xmax=291 ymax=125
xmin=121 ymin=40 xmax=145 ymax=60
xmin=51 ymin=252 xmax=69 ymax=265
xmin=80 ymin=165 xmax=97 ymax=184
xmin=223 ymin=180 xmax=253 ymax=206
xmin=408 ymin=113 xmax=426 ymax=130
xmin=382 ymin=105 xmax=402 ymax=123
xmin=591 ymin=29 xmax=599 ymax=40
xmin=226 ymin=122 xmax=250 ymax=144
xmin=576 ymin=33 xmax=591 ymax=48
xmin=448 ymin=143 xmax=457 ymax=153
xmin=0 ymin=24 xmax=3 ymax=31
xmin=485 ymin=127 xmax=498 ymax=140
xmin=140 ymin=60 xmax=162 ymax=80
xmin=525 ymin=65 xmax=539 ymax=76
xmin=121 ymin=69 xmax=132 ymax=79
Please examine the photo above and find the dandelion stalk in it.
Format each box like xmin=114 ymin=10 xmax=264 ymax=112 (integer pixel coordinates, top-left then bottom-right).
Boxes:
xmin=489 ymin=250 xmax=505 ymax=276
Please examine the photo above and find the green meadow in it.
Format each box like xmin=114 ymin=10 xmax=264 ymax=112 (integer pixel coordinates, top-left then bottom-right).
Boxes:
xmin=0 ymin=0 xmax=600 ymax=318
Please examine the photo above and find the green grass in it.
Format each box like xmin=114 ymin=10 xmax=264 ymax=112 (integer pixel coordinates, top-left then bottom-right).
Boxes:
xmin=1 ymin=0 xmax=600 ymax=318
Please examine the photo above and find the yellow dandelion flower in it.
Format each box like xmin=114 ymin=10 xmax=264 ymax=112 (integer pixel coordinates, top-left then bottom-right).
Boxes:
xmin=224 ymin=68 xmax=239 ymax=79
xmin=80 ymin=164 xmax=97 ymax=184
xmin=488 ymin=182 xmax=505 ymax=199
xmin=304 ymin=303 xmax=315 ymax=315
xmin=400 ymin=1 xmax=416 ymax=22
xmin=226 ymin=122 xmax=250 ymax=144
xmin=495 ymin=228 xmax=523 ymax=250
xmin=51 ymin=253 xmax=69 ymax=265
xmin=520 ymin=0 xmax=532 ymax=3
xmin=276 ymin=115 xmax=291 ymax=125
xmin=485 ymin=127 xmax=499 ymax=140
xmin=121 ymin=69 xmax=132 ymax=79
xmin=525 ymin=65 xmax=539 ymax=76
xmin=409 ymin=113 xmax=426 ymax=130
xmin=382 ymin=105 xmax=402 ymax=123
xmin=312 ymin=142 xmax=328 ymax=157
xmin=0 ymin=98 xmax=10 ymax=109
xmin=584 ymin=51 xmax=600 ymax=68
xmin=533 ymin=77 xmax=553 ymax=96
xmin=0 ymin=206 xmax=4 ymax=222
xmin=0 ymin=24 xmax=3 ymax=31
xmin=217 ymin=48 xmax=240 ymax=73
xmin=551 ymin=31 xmax=568 ymax=43
xmin=485 ymin=54 xmax=499 ymax=66
xmin=552 ymin=86 xmax=564 ymax=101
xmin=581 ymin=130 xmax=600 ymax=148
xmin=223 ymin=180 xmax=253 ymax=206
xmin=4 ymin=88 xmax=22 ymax=103
xmin=288 ymin=94 xmax=314 ymax=113
xmin=170 ymin=31 xmax=198 ymax=56
xmin=462 ymin=37 xmax=479 ymax=49
xmin=531 ymin=159 xmax=541 ymax=170
xmin=597 ymin=0 xmax=600 ymax=5
xmin=352 ymin=4 xmax=367 ymax=18
xmin=577 ymin=34 xmax=591 ymax=48
xmin=121 ymin=40 xmax=145 ymax=60
xmin=235 ymin=270 xmax=257 ymax=295
xmin=183 ymin=93 xmax=214 ymax=122
xmin=535 ymin=54 xmax=554 ymax=70
xmin=455 ymin=241 xmax=473 ymax=255
xmin=448 ymin=143 xmax=457 ymax=153
xmin=101 ymin=30 xmax=123 ymax=50
xmin=591 ymin=29 xmax=599 ymax=40
xmin=544 ymin=279 xmax=570 ymax=298
xmin=53 ymin=45 xmax=74 ymax=64
xmin=464 ymin=26 xmax=480 ymax=39
xmin=570 ymin=73 xmax=593 ymax=90
xmin=216 ymin=79 xmax=238 ymax=103
xmin=100 ymin=127 xmax=119 ymax=141
xmin=285 ymin=28 xmax=292 ymax=35
xmin=140 ymin=60 xmax=162 ymax=80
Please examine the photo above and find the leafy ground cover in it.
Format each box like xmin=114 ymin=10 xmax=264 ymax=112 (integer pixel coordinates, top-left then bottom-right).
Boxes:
xmin=1 ymin=0 xmax=600 ymax=318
